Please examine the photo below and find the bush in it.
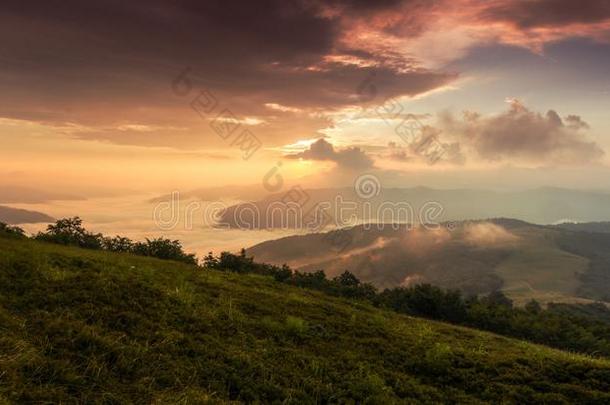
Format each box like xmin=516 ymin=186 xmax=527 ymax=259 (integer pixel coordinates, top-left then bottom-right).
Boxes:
xmin=132 ymin=238 xmax=197 ymax=265
xmin=102 ymin=235 xmax=134 ymax=252
xmin=35 ymin=217 xmax=103 ymax=249
xmin=378 ymin=284 xmax=467 ymax=323
xmin=0 ymin=223 xmax=25 ymax=238
xmin=33 ymin=217 xmax=198 ymax=264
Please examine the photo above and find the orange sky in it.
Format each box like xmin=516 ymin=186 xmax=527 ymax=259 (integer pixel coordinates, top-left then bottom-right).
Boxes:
xmin=2 ymin=0 xmax=610 ymax=200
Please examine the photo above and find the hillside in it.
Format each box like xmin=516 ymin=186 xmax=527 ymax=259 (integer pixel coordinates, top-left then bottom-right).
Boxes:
xmin=0 ymin=205 xmax=54 ymax=224
xmin=1 ymin=236 xmax=610 ymax=403
xmin=248 ymin=219 xmax=610 ymax=305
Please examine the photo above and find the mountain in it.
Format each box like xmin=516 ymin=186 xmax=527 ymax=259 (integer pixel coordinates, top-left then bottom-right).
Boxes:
xmin=148 ymin=184 xmax=268 ymax=203
xmin=1 ymin=235 xmax=609 ymax=403
xmin=217 ymin=186 xmax=610 ymax=229
xmin=554 ymin=221 xmax=610 ymax=233
xmin=247 ymin=219 xmax=610 ymax=305
xmin=0 ymin=205 xmax=54 ymax=224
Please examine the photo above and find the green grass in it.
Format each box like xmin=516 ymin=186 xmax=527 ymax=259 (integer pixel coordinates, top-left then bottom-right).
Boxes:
xmin=0 ymin=236 xmax=609 ymax=403
xmin=495 ymin=228 xmax=589 ymax=305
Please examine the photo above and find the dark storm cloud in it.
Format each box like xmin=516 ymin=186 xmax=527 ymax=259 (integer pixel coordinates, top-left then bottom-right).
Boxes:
xmin=4 ymin=0 xmax=608 ymax=152
xmin=482 ymin=0 xmax=610 ymax=28
xmin=285 ymin=138 xmax=374 ymax=169
xmin=0 ymin=0 xmax=453 ymax=135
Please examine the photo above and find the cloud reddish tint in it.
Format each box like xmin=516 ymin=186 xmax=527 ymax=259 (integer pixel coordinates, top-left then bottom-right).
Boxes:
xmin=0 ymin=1 xmax=452 ymax=130
xmin=1 ymin=0 xmax=609 ymax=150
xmin=481 ymin=0 xmax=610 ymax=29
xmin=339 ymin=0 xmax=610 ymax=64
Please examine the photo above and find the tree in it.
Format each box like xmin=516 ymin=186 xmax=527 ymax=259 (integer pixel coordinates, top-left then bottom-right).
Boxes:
xmin=378 ymin=284 xmax=467 ymax=323
xmin=133 ymin=238 xmax=197 ymax=265
xmin=102 ymin=235 xmax=134 ymax=252
xmin=333 ymin=271 xmax=360 ymax=287
xmin=525 ymin=299 xmax=542 ymax=314
xmin=292 ymin=270 xmax=328 ymax=289
xmin=0 ymin=222 xmax=25 ymax=238
xmin=275 ymin=264 xmax=293 ymax=281
xmin=203 ymin=251 xmax=219 ymax=268
xmin=484 ymin=291 xmax=514 ymax=308
xmin=35 ymin=217 xmax=103 ymax=249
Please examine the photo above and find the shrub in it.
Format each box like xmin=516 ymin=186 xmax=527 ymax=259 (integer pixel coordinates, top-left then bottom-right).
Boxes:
xmin=33 ymin=217 xmax=198 ymax=264
xmin=102 ymin=236 xmax=134 ymax=253
xmin=132 ymin=238 xmax=197 ymax=265
xmin=35 ymin=217 xmax=103 ymax=249
xmin=0 ymin=223 xmax=25 ymax=238
xmin=378 ymin=284 xmax=467 ymax=323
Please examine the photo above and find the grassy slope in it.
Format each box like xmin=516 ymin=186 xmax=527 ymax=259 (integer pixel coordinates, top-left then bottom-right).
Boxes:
xmin=494 ymin=227 xmax=589 ymax=305
xmin=0 ymin=237 xmax=609 ymax=404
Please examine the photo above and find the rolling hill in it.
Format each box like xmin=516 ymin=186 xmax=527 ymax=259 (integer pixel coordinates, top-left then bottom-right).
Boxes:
xmin=1 ymin=235 xmax=609 ymax=403
xmin=0 ymin=205 xmax=54 ymax=224
xmin=247 ymin=219 xmax=610 ymax=305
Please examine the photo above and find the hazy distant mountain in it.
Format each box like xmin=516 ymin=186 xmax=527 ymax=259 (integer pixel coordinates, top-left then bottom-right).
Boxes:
xmin=0 ymin=186 xmax=82 ymax=204
xmin=149 ymin=184 xmax=268 ymax=203
xmin=217 ymin=187 xmax=610 ymax=229
xmin=247 ymin=219 xmax=610 ymax=305
xmin=0 ymin=205 xmax=54 ymax=224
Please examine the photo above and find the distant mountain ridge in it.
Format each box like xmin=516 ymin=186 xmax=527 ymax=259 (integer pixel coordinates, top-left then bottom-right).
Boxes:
xmin=212 ymin=186 xmax=610 ymax=229
xmin=247 ymin=218 xmax=610 ymax=305
xmin=0 ymin=205 xmax=54 ymax=224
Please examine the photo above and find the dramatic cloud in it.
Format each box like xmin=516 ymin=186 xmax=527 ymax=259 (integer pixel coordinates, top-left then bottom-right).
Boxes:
xmin=482 ymin=0 xmax=610 ymax=29
xmin=439 ymin=100 xmax=604 ymax=165
xmin=337 ymin=0 xmax=610 ymax=69
xmin=473 ymin=0 xmax=610 ymax=51
xmin=2 ymin=0 xmax=609 ymax=151
xmin=285 ymin=138 xmax=374 ymax=169
xmin=0 ymin=0 xmax=453 ymax=144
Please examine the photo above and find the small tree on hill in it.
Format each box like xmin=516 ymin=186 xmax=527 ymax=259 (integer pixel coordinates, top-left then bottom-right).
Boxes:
xmin=35 ymin=217 xmax=103 ymax=249
xmin=133 ymin=238 xmax=197 ymax=265
xmin=334 ymin=271 xmax=360 ymax=287
xmin=102 ymin=235 xmax=134 ymax=252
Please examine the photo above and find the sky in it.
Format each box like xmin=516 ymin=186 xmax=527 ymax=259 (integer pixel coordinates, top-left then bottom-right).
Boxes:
xmin=2 ymin=0 xmax=610 ymax=202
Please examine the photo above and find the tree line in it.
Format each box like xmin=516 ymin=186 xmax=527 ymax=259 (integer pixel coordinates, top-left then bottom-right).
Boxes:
xmin=1 ymin=217 xmax=197 ymax=265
